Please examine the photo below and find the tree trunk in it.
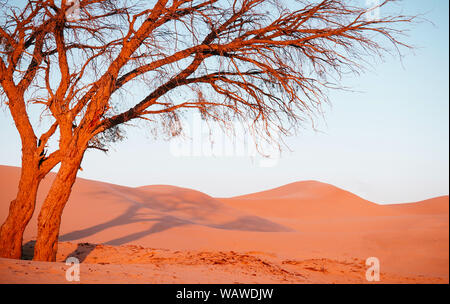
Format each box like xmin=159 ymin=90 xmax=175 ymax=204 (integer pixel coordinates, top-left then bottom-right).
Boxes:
xmin=0 ymin=154 xmax=40 ymax=259
xmin=33 ymin=153 xmax=84 ymax=262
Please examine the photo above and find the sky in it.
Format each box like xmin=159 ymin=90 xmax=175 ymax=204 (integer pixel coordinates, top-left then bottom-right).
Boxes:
xmin=0 ymin=0 xmax=448 ymax=204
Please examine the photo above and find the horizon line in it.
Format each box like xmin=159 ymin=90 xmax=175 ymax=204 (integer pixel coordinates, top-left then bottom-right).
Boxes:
xmin=0 ymin=164 xmax=448 ymax=206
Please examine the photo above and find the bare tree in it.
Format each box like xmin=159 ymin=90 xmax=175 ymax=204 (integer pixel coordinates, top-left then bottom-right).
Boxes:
xmin=0 ymin=0 xmax=413 ymax=261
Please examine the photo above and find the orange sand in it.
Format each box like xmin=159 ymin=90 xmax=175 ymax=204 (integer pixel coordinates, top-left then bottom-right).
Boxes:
xmin=0 ymin=165 xmax=448 ymax=283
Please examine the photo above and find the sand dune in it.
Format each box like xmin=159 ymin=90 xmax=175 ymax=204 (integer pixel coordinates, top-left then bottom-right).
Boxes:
xmin=0 ymin=165 xmax=448 ymax=283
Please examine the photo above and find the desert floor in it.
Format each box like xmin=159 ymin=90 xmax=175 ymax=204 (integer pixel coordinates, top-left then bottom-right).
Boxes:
xmin=0 ymin=165 xmax=448 ymax=284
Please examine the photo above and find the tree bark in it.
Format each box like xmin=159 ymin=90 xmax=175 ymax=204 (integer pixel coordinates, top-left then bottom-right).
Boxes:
xmin=33 ymin=152 xmax=84 ymax=262
xmin=0 ymin=152 xmax=40 ymax=259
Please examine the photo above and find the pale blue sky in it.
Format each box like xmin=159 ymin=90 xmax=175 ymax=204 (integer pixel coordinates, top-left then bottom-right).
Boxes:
xmin=0 ymin=0 xmax=448 ymax=203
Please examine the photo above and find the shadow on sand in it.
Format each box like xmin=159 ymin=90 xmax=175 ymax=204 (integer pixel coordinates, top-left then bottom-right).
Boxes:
xmin=65 ymin=243 xmax=97 ymax=262
xmin=21 ymin=240 xmax=96 ymax=263
xmin=21 ymin=240 xmax=36 ymax=260
xmin=59 ymin=184 xmax=294 ymax=246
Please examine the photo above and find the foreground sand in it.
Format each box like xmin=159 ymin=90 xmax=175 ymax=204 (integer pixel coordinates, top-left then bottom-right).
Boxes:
xmin=0 ymin=165 xmax=448 ymax=283
xmin=0 ymin=242 xmax=446 ymax=284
